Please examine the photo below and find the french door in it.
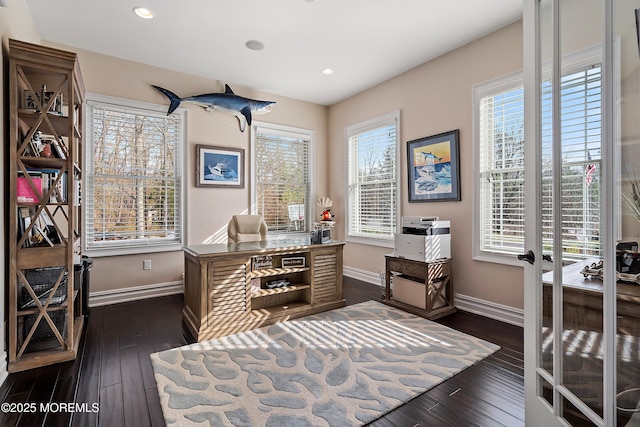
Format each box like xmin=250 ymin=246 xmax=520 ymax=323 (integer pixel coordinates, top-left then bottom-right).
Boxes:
xmin=524 ymin=0 xmax=640 ymax=425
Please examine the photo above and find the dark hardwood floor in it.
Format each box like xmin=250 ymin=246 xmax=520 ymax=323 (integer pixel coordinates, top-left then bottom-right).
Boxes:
xmin=0 ymin=277 xmax=524 ymax=426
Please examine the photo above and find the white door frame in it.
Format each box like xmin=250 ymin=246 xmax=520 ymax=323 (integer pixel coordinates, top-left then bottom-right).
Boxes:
xmin=523 ymin=0 xmax=618 ymax=425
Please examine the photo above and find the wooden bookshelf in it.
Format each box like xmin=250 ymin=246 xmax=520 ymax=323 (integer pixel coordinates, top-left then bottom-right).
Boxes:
xmin=8 ymin=39 xmax=85 ymax=372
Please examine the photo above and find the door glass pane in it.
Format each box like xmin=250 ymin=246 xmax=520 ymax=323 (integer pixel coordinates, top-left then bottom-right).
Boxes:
xmin=562 ymin=395 xmax=599 ymax=427
xmin=539 ymin=0 xmax=555 ymax=381
xmin=615 ymin=2 xmax=640 ymax=426
xmin=559 ymin=0 xmax=604 ymax=419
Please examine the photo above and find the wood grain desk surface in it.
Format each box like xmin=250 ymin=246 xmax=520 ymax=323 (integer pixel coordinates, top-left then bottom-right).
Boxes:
xmin=542 ymin=258 xmax=640 ymax=303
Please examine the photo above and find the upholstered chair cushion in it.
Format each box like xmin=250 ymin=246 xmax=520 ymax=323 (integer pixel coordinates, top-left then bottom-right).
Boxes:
xmin=228 ymin=215 xmax=268 ymax=243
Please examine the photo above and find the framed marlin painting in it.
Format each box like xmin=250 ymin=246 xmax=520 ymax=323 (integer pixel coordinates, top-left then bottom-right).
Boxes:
xmin=196 ymin=144 xmax=245 ymax=188
xmin=407 ymin=129 xmax=460 ymax=202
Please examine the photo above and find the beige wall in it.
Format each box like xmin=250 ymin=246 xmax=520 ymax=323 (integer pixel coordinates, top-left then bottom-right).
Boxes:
xmin=328 ymin=21 xmax=526 ymax=310
xmin=47 ymin=46 xmax=330 ymax=293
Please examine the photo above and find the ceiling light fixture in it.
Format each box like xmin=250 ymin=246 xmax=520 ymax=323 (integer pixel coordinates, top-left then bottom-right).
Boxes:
xmin=321 ymin=68 xmax=334 ymax=75
xmin=133 ymin=7 xmax=155 ymax=19
xmin=245 ymin=40 xmax=265 ymax=51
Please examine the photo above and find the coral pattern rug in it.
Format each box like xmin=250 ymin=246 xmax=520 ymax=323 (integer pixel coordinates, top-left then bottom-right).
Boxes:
xmin=151 ymin=301 xmax=499 ymax=426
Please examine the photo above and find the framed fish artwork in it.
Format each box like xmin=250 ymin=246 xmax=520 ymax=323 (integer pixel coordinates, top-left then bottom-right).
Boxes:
xmin=407 ymin=129 xmax=460 ymax=202
xmin=195 ymin=144 xmax=245 ymax=188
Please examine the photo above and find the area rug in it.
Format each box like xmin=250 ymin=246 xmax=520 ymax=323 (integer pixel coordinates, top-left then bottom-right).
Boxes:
xmin=150 ymin=300 xmax=500 ymax=426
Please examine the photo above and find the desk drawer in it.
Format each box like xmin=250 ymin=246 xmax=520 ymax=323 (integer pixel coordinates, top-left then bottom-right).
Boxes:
xmin=387 ymin=258 xmax=427 ymax=278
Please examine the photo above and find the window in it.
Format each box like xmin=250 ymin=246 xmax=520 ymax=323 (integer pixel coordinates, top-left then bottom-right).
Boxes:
xmin=346 ymin=111 xmax=400 ymax=246
xmin=474 ymin=51 xmax=602 ymax=263
xmin=251 ymin=122 xmax=313 ymax=234
xmin=84 ymin=94 xmax=185 ymax=255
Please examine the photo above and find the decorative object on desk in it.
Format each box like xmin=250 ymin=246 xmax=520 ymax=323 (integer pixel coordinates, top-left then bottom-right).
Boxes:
xmin=317 ymin=196 xmax=334 ymax=222
xmin=282 ymin=256 xmax=305 ymax=268
xmin=265 ymin=278 xmax=290 ymax=289
xmin=310 ymin=223 xmax=331 ymax=244
xmin=195 ymin=144 xmax=244 ymax=188
xmin=252 ymin=255 xmax=273 ymax=270
xmin=581 ymin=258 xmax=640 ymax=284
xmin=151 ymin=301 xmax=499 ymax=427
xmin=152 ymin=84 xmax=275 ymax=132
xmin=617 ymin=241 xmax=639 ymax=274
xmin=407 ymin=129 xmax=461 ymax=202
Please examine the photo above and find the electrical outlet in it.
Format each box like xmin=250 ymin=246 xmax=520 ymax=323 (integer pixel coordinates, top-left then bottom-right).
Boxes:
xmin=143 ymin=259 xmax=151 ymax=270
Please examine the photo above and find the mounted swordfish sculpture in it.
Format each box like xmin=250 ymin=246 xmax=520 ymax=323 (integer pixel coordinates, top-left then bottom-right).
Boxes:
xmin=151 ymin=84 xmax=275 ymax=132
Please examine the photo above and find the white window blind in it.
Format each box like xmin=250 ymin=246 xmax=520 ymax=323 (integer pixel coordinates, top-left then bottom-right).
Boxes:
xmin=253 ymin=124 xmax=312 ymax=233
xmin=346 ymin=111 xmax=399 ymax=242
xmin=478 ymin=82 xmax=526 ymax=255
xmin=542 ymin=65 xmax=602 ymax=259
xmin=85 ymin=97 xmax=184 ymax=253
xmin=476 ymin=62 xmax=602 ymax=261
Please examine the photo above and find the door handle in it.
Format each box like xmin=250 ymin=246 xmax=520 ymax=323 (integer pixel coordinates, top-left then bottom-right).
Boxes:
xmin=542 ymin=254 xmax=552 ymax=262
xmin=518 ymin=250 xmax=535 ymax=265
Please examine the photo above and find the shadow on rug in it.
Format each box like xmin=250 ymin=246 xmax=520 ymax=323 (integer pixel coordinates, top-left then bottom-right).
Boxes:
xmin=151 ymin=300 xmax=499 ymax=426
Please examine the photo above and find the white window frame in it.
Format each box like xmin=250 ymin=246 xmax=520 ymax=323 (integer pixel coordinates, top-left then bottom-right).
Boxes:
xmin=83 ymin=93 xmax=186 ymax=257
xmin=250 ymin=121 xmax=314 ymax=236
xmin=473 ymin=46 xmax=607 ymax=266
xmin=345 ymin=111 xmax=401 ymax=248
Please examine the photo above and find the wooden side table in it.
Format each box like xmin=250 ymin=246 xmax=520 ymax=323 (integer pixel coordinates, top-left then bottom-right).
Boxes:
xmin=383 ymin=255 xmax=456 ymax=320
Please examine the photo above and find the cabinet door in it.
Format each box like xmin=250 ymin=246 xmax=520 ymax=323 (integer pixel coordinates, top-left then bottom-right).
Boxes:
xmin=313 ymin=249 xmax=339 ymax=302
xmin=207 ymin=258 xmax=250 ymax=322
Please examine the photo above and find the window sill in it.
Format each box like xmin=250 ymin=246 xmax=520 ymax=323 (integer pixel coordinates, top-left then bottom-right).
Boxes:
xmin=84 ymin=242 xmax=184 ymax=258
xmin=346 ymin=235 xmax=394 ymax=249
xmin=473 ymin=252 xmax=524 ymax=267
xmin=473 ymin=251 xmax=573 ymax=270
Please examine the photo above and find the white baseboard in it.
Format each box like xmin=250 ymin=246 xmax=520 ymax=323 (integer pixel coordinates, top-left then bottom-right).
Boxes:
xmin=454 ymin=293 xmax=524 ymax=327
xmin=344 ymin=265 xmax=523 ymax=327
xmin=343 ymin=265 xmax=383 ymax=286
xmin=0 ymin=351 xmax=7 ymax=386
xmin=89 ymin=280 xmax=183 ymax=307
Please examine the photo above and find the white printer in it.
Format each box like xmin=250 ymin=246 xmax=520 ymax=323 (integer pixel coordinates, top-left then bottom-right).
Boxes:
xmin=393 ymin=216 xmax=451 ymax=262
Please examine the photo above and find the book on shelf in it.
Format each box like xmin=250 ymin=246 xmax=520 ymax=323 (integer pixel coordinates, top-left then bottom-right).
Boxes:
xmin=17 ymin=207 xmax=32 ymax=248
xmin=19 ymin=168 xmax=69 ymax=205
xmin=50 ymin=138 xmax=66 ymax=160
xmin=16 ymin=171 xmax=42 ymax=204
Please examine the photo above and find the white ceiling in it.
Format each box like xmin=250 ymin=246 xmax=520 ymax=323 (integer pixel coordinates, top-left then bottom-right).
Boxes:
xmin=25 ymin=0 xmax=522 ymax=106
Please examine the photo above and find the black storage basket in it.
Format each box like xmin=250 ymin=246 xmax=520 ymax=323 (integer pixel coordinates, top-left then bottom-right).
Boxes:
xmin=19 ymin=309 xmax=68 ymax=353
xmin=20 ymin=267 xmax=68 ymax=310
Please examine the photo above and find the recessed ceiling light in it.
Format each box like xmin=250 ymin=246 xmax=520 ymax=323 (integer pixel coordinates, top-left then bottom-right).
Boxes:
xmin=321 ymin=68 xmax=334 ymax=75
xmin=133 ymin=7 xmax=155 ymax=19
xmin=245 ymin=40 xmax=265 ymax=51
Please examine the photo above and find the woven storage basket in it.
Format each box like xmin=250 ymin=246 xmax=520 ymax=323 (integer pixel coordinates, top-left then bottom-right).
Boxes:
xmin=20 ymin=267 xmax=68 ymax=309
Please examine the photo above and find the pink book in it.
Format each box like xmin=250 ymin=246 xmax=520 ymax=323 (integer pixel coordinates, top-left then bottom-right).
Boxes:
xmin=17 ymin=176 xmax=42 ymax=204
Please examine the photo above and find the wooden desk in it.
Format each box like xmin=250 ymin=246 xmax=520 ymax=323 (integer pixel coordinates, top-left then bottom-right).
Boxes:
xmin=383 ymin=255 xmax=456 ymax=320
xmin=542 ymin=259 xmax=640 ymax=335
xmin=183 ymin=239 xmax=345 ymax=341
